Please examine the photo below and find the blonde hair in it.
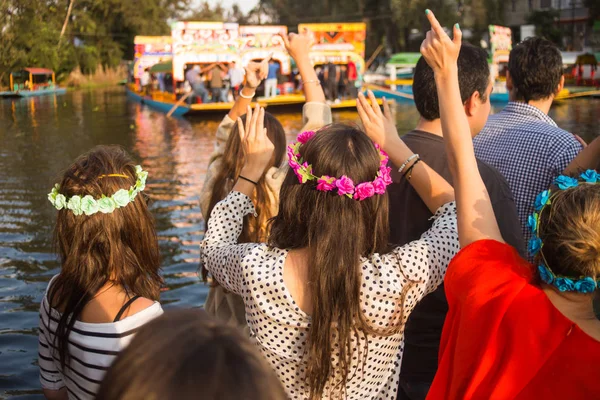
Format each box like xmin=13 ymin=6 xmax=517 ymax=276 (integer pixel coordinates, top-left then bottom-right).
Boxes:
xmin=538 ymin=183 xmax=600 ymax=284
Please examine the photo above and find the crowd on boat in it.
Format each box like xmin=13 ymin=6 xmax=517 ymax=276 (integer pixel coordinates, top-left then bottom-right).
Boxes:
xmin=138 ymin=54 xmax=361 ymax=105
xmin=39 ymin=10 xmax=600 ymax=400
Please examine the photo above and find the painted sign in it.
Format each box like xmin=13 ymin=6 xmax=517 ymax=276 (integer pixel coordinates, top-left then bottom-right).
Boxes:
xmin=239 ymin=25 xmax=290 ymax=74
xmin=489 ymin=25 xmax=512 ymax=64
xmin=298 ymin=22 xmax=366 ymax=59
xmin=297 ymin=22 xmax=366 ymax=74
xmin=171 ymin=21 xmax=240 ymax=81
xmin=133 ymin=36 xmax=172 ymax=80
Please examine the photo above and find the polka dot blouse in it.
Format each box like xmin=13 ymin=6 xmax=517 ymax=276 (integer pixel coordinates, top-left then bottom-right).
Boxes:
xmin=201 ymin=191 xmax=459 ymax=399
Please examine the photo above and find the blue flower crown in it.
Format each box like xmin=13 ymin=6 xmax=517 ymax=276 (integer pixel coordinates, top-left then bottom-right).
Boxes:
xmin=528 ymin=170 xmax=600 ymax=294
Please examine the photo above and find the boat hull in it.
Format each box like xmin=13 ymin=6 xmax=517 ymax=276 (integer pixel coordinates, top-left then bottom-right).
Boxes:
xmin=126 ymin=87 xmax=381 ymax=116
xmin=0 ymin=88 xmax=66 ymax=98
xmin=126 ymin=88 xmax=189 ymax=117
xmin=367 ymin=84 xmax=510 ymax=104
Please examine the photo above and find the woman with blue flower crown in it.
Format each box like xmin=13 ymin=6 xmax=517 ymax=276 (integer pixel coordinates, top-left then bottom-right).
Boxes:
xmin=401 ymin=10 xmax=600 ymax=400
xmin=39 ymin=145 xmax=163 ymax=400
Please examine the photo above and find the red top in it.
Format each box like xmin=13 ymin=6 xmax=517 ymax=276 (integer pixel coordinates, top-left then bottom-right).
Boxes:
xmin=428 ymin=240 xmax=600 ymax=400
xmin=23 ymin=67 xmax=54 ymax=75
xmin=347 ymin=61 xmax=358 ymax=81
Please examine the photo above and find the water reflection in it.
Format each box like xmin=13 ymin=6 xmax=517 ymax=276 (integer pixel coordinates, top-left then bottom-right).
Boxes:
xmin=0 ymin=87 xmax=597 ymax=398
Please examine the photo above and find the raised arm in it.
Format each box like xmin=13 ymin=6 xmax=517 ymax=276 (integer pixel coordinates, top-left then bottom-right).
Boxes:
xmin=357 ymin=90 xmax=455 ymax=214
xmin=563 ymin=136 xmax=600 ymax=175
xmin=282 ymin=31 xmax=326 ymax=104
xmin=227 ymin=57 xmax=270 ymax=121
xmin=421 ymin=10 xmax=503 ymax=247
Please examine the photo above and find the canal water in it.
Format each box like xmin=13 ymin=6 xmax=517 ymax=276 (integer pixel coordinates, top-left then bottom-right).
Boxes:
xmin=0 ymin=87 xmax=598 ymax=398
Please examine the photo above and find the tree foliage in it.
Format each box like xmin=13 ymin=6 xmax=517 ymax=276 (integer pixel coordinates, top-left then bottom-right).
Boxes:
xmin=0 ymin=0 xmax=188 ymax=84
xmin=526 ymin=9 xmax=563 ymax=47
xmin=258 ymin=0 xmax=506 ymax=54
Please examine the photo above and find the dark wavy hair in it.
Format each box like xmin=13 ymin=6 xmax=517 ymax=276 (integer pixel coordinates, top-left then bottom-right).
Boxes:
xmin=96 ymin=309 xmax=287 ymax=400
xmin=508 ymin=37 xmax=563 ymax=102
xmin=413 ymin=43 xmax=490 ymax=121
xmin=48 ymin=145 xmax=162 ymax=369
xmin=202 ymin=112 xmax=286 ymax=281
xmin=269 ymin=124 xmax=404 ymax=399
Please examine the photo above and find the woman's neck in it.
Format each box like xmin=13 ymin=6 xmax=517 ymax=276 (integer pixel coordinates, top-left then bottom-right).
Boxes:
xmin=542 ymin=285 xmax=600 ymax=340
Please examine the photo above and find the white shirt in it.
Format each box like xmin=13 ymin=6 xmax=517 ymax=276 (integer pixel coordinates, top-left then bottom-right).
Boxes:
xmin=140 ymin=71 xmax=151 ymax=86
xmin=38 ymin=275 xmax=163 ymax=399
xmin=201 ymin=191 xmax=459 ymax=399
xmin=228 ymin=66 xmax=245 ymax=87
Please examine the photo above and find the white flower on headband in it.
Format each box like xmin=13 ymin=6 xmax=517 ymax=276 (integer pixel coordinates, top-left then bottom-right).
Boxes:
xmin=48 ymin=165 xmax=148 ymax=216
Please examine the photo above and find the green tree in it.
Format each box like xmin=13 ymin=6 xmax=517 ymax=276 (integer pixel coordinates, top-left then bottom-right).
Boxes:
xmin=526 ymin=9 xmax=563 ymax=46
xmin=0 ymin=0 xmax=189 ymax=85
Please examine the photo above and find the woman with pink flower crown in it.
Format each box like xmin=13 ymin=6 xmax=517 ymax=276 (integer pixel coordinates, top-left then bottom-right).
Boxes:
xmin=200 ymin=66 xmax=460 ymax=397
xmin=199 ymin=31 xmax=332 ymax=332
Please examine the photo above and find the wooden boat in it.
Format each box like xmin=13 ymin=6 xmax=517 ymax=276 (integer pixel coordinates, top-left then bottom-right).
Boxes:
xmin=367 ymin=84 xmax=574 ymax=105
xmin=126 ymin=84 xmax=382 ymax=116
xmin=0 ymin=68 xmax=66 ymax=98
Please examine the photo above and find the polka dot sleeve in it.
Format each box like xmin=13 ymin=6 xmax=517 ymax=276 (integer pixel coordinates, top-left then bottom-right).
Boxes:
xmin=200 ymin=191 xmax=261 ymax=295
xmin=387 ymin=201 xmax=459 ymax=299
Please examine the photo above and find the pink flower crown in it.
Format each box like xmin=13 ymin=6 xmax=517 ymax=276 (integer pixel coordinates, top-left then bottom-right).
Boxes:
xmin=287 ymin=130 xmax=393 ymax=200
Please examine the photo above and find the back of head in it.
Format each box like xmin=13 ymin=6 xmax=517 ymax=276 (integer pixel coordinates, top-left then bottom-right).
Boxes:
xmin=508 ymin=37 xmax=562 ymax=102
xmin=269 ymin=124 xmax=391 ymax=398
xmin=538 ymin=182 xmax=600 ymax=284
xmin=413 ymin=43 xmax=490 ymax=120
xmin=50 ymin=145 xmax=161 ymax=368
xmin=96 ymin=309 xmax=287 ymax=400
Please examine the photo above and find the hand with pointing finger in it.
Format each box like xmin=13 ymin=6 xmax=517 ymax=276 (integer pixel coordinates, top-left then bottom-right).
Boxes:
xmin=281 ymin=31 xmax=313 ymax=63
xmin=420 ymin=9 xmax=462 ymax=76
xmin=245 ymin=54 xmax=272 ymax=89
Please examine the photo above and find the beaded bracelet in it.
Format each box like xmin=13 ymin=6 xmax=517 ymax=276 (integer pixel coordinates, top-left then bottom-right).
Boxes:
xmin=398 ymin=154 xmax=419 ymax=174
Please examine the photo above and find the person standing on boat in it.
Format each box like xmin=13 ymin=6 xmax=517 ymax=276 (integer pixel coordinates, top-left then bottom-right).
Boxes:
xmin=347 ymin=59 xmax=358 ymax=98
xmin=228 ymin=61 xmax=245 ymax=100
xmin=141 ymin=68 xmax=151 ymax=95
xmin=323 ymin=61 xmax=340 ymax=102
xmin=265 ymin=59 xmax=280 ymax=98
xmin=209 ymin=64 xmax=228 ymax=103
xmin=186 ymin=64 xmax=210 ymax=104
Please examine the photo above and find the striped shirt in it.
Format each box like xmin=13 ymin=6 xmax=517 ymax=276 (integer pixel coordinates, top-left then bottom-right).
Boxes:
xmin=473 ymin=102 xmax=582 ymax=246
xmin=38 ymin=275 xmax=163 ymax=399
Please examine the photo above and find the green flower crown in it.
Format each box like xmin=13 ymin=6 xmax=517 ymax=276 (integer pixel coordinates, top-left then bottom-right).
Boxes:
xmin=47 ymin=165 xmax=148 ymax=216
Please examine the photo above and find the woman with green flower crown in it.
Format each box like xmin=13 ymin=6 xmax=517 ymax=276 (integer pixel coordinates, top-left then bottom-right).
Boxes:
xmin=400 ymin=10 xmax=600 ymax=400
xmin=39 ymin=145 xmax=163 ymax=400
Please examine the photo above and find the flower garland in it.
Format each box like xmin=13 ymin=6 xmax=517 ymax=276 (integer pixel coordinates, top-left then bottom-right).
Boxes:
xmin=287 ymin=130 xmax=393 ymax=200
xmin=47 ymin=165 xmax=148 ymax=216
xmin=528 ymin=170 xmax=600 ymax=293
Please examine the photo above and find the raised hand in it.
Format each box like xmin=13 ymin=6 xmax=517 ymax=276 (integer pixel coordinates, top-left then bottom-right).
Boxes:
xmin=420 ymin=10 xmax=462 ymax=76
xmin=237 ymin=104 xmax=274 ymax=179
xmin=281 ymin=30 xmax=313 ymax=63
xmin=245 ymin=54 xmax=272 ymax=89
xmin=356 ymin=90 xmax=399 ymax=152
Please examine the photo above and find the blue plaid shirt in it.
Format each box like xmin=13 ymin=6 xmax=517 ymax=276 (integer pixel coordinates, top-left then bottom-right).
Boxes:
xmin=473 ymin=102 xmax=583 ymax=245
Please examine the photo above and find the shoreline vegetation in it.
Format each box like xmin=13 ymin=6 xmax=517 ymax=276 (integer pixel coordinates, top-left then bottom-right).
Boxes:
xmin=63 ymin=64 xmax=127 ymax=89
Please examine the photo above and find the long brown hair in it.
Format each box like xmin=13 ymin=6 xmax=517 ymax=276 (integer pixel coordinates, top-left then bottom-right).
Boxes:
xmin=269 ymin=124 xmax=401 ymax=399
xmin=48 ymin=145 xmax=162 ymax=369
xmin=202 ymin=112 xmax=286 ymax=281
xmin=96 ymin=309 xmax=287 ymax=400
